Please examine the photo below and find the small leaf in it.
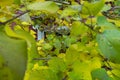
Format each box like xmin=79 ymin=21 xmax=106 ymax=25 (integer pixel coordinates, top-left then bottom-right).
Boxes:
xmin=81 ymin=0 xmax=105 ymax=16
xmin=61 ymin=8 xmax=78 ymax=18
xmin=14 ymin=0 xmax=21 ymax=5
xmin=65 ymin=44 xmax=80 ymax=65
xmin=27 ymin=1 xmax=59 ymax=13
xmin=69 ymin=57 xmax=101 ymax=80
xmin=70 ymin=21 xmax=87 ymax=36
xmin=48 ymin=57 xmax=66 ymax=73
xmin=42 ymin=43 xmax=52 ymax=50
xmin=53 ymin=39 xmax=61 ymax=50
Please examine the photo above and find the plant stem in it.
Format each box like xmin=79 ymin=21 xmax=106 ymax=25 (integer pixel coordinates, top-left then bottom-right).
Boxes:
xmin=0 ymin=10 xmax=30 ymax=25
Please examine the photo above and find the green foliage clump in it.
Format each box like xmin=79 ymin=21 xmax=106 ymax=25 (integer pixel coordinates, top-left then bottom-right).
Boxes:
xmin=1 ymin=0 xmax=120 ymax=80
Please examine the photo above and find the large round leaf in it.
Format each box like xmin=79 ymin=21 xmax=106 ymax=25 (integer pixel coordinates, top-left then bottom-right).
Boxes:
xmin=97 ymin=30 xmax=120 ymax=63
xmin=0 ymin=30 xmax=27 ymax=80
xmin=81 ymin=0 xmax=105 ymax=16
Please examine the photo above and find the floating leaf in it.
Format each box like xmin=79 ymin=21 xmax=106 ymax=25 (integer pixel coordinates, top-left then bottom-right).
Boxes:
xmin=27 ymin=1 xmax=59 ymax=13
